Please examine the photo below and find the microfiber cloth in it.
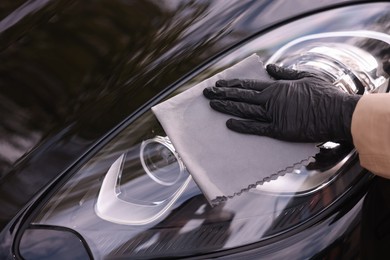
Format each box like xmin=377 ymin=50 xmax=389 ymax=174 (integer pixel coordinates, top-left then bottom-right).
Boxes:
xmin=152 ymin=54 xmax=319 ymax=206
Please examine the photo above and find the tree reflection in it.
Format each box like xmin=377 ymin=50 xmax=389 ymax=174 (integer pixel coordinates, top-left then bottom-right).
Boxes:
xmin=0 ymin=0 xmax=250 ymax=176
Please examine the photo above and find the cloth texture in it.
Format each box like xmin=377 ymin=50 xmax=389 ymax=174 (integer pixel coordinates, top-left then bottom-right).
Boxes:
xmin=352 ymin=93 xmax=390 ymax=178
xmin=152 ymin=54 xmax=319 ymax=205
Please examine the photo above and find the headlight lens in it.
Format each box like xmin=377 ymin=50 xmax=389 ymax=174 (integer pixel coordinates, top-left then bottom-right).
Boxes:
xmin=17 ymin=4 xmax=390 ymax=259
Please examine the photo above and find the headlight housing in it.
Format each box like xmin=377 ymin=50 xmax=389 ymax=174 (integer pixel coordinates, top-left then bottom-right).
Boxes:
xmin=15 ymin=3 xmax=390 ymax=259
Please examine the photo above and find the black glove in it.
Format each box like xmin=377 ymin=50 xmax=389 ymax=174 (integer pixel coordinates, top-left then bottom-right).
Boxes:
xmin=203 ymin=64 xmax=361 ymax=143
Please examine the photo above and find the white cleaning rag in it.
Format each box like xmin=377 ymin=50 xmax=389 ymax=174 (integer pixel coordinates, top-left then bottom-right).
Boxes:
xmin=152 ymin=54 xmax=319 ymax=205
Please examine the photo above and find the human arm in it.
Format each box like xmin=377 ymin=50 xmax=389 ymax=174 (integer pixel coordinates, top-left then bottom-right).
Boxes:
xmin=352 ymin=93 xmax=390 ymax=178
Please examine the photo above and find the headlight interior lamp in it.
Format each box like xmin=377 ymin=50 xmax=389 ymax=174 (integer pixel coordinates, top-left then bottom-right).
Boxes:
xmin=140 ymin=136 xmax=185 ymax=187
xmin=267 ymin=30 xmax=389 ymax=94
xmin=95 ymin=136 xmax=190 ymax=225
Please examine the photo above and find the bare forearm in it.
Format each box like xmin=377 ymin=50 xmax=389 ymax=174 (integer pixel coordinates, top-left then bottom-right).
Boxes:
xmin=352 ymin=93 xmax=390 ymax=177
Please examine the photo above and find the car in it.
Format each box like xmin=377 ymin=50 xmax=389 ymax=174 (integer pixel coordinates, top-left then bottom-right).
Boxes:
xmin=1 ymin=0 xmax=390 ymax=259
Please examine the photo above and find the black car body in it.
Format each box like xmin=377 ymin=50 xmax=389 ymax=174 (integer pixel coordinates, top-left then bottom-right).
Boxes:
xmin=1 ymin=0 xmax=390 ymax=259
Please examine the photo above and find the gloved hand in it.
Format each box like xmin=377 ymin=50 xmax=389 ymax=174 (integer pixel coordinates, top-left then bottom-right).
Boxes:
xmin=203 ymin=64 xmax=361 ymax=143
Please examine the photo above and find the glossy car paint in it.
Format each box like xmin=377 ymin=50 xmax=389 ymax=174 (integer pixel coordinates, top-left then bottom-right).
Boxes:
xmin=1 ymin=0 xmax=390 ymax=259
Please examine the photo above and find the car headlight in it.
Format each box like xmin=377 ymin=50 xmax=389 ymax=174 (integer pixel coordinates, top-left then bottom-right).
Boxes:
xmin=15 ymin=3 xmax=390 ymax=259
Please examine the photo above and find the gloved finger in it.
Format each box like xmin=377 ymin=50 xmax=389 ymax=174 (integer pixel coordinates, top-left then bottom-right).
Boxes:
xmin=215 ymin=79 xmax=273 ymax=91
xmin=210 ymin=100 xmax=270 ymax=121
xmin=226 ymin=118 xmax=272 ymax=136
xmin=266 ymin=64 xmax=313 ymax=80
xmin=203 ymin=86 xmax=273 ymax=105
